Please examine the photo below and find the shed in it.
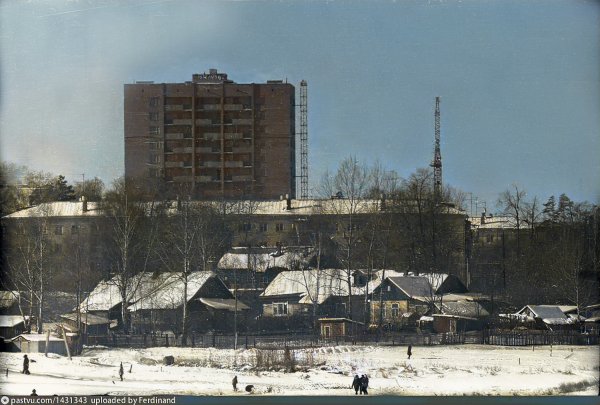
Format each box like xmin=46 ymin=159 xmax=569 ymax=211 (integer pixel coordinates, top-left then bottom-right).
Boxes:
xmin=0 ymin=315 xmax=30 ymax=339
xmin=59 ymin=313 xmax=111 ymax=335
xmin=432 ymin=314 xmax=481 ymax=333
xmin=318 ymin=317 xmax=364 ymax=339
xmin=10 ymin=333 xmax=67 ymax=356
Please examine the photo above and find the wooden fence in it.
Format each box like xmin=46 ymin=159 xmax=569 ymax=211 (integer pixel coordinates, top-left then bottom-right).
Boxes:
xmin=84 ymin=329 xmax=598 ymax=350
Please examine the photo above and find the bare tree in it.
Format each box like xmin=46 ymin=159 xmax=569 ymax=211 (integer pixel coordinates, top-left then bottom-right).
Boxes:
xmin=3 ymin=204 xmax=56 ymax=333
xmin=157 ymin=196 xmax=229 ymax=344
xmin=101 ymin=178 xmax=160 ymax=333
xmin=497 ymin=184 xmax=527 ymax=256
xmin=319 ymin=156 xmax=373 ymax=320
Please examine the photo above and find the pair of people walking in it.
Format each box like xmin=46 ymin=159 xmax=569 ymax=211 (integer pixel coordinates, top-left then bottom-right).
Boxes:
xmin=351 ymin=374 xmax=369 ymax=395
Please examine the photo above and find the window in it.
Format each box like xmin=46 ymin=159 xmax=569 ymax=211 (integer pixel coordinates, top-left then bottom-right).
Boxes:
xmin=273 ymin=302 xmax=288 ymax=316
xmin=275 ymin=223 xmax=284 ymax=232
xmin=149 ymin=97 xmax=160 ymax=107
xmin=71 ymin=225 xmax=79 ymax=235
xmin=149 ymin=126 xmax=160 ymax=135
xmin=259 ymin=223 xmax=268 ymax=232
xmin=149 ymin=112 xmax=159 ymax=121
xmin=149 ymin=154 xmax=160 ymax=164
xmin=391 ymin=303 xmax=399 ymax=318
xmin=238 ymin=223 xmax=252 ymax=232
xmin=54 ymin=225 xmax=63 ymax=235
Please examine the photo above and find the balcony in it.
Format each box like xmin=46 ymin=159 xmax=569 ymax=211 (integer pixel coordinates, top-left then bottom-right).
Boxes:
xmin=232 ymin=175 xmax=253 ymax=182
xmin=164 ymin=161 xmax=183 ymax=168
xmin=199 ymin=104 xmax=220 ymax=111
xmin=224 ymin=133 xmax=242 ymax=140
xmin=224 ymin=161 xmax=243 ymax=168
xmin=204 ymin=161 xmax=222 ymax=168
xmin=232 ymin=147 xmax=252 ymax=154
xmin=165 ymin=105 xmax=183 ymax=111
xmin=165 ymin=133 xmax=184 ymax=140
xmin=195 ymin=119 xmax=213 ymax=125
xmin=224 ymin=104 xmax=243 ymax=111
xmin=232 ymin=119 xmax=252 ymax=125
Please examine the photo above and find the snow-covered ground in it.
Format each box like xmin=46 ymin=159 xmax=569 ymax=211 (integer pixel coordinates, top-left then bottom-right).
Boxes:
xmin=0 ymin=344 xmax=598 ymax=396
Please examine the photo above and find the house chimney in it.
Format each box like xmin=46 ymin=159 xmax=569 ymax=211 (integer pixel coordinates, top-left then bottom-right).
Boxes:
xmin=481 ymin=211 xmax=486 ymax=225
xmin=285 ymin=194 xmax=291 ymax=210
xmin=380 ymin=193 xmax=386 ymax=211
xmin=81 ymin=196 xmax=88 ymax=212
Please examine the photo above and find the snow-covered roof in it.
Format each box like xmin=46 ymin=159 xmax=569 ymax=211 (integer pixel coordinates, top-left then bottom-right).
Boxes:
xmin=261 ymin=269 xmax=366 ymax=304
xmin=516 ymin=305 xmax=574 ymax=325
xmin=469 ymin=215 xmax=518 ymax=229
xmin=3 ymin=201 xmax=101 ymax=218
xmin=80 ymin=273 xmax=168 ymax=312
xmin=217 ymin=247 xmax=313 ymax=272
xmin=0 ymin=291 xmax=20 ymax=309
xmin=440 ymin=301 xmax=489 ymax=318
xmin=11 ymin=333 xmax=63 ymax=342
xmin=127 ymin=272 xmax=216 ymax=312
xmin=0 ymin=315 xmax=29 ymax=328
xmin=60 ymin=313 xmax=110 ymax=325
xmin=198 ymin=298 xmax=249 ymax=311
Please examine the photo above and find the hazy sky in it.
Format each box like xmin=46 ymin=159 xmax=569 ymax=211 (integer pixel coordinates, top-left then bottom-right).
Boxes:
xmin=1 ymin=0 xmax=599 ymax=211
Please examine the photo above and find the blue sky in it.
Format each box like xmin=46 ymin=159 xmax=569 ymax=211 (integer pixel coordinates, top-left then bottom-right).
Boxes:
xmin=1 ymin=0 xmax=598 ymax=211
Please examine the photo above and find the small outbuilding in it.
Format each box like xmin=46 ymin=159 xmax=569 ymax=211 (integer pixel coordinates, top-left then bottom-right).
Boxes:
xmin=432 ymin=314 xmax=481 ymax=333
xmin=318 ymin=318 xmax=364 ymax=339
xmin=9 ymin=333 xmax=68 ymax=356
xmin=59 ymin=313 xmax=111 ymax=335
xmin=0 ymin=315 xmax=30 ymax=339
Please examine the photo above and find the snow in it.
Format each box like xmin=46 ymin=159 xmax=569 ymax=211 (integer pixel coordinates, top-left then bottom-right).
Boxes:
xmin=1 ymin=344 xmax=597 ymax=396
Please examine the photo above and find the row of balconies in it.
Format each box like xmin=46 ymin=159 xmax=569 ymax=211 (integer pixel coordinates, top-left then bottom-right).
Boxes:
xmin=165 ymin=119 xmax=253 ymax=126
xmin=164 ymin=104 xmax=250 ymax=112
xmin=165 ymin=132 xmax=247 ymax=141
xmin=169 ymin=175 xmax=254 ymax=183
xmin=165 ymin=161 xmax=253 ymax=169
xmin=164 ymin=146 xmax=253 ymax=155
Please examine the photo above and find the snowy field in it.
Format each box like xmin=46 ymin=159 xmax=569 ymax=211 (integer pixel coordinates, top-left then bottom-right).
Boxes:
xmin=0 ymin=344 xmax=598 ymax=396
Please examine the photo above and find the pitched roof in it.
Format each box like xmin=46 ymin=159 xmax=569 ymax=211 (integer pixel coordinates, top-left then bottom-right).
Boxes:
xmin=127 ymin=272 xmax=217 ymax=312
xmin=0 ymin=291 xmax=20 ymax=309
xmin=60 ymin=312 xmax=110 ymax=325
xmin=261 ymin=269 xmax=365 ymax=304
xmin=0 ymin=315 xmax=28 ymax=328
xmin=3 ymin=201 xmax=101 ymax=218
xmin=516 ymin=305 xmax=574 ymax=325
xmin=11 ymin=333 xmax=63 ymax=342
xmin=387 ymin=277 xmax=433 ymax=300
xmin=440 ymin=301 xmax=490 ymax=318
xmin=198 ymin=298 xmax=249 ymax=311
xmin=217 ymin=247 xmax=313 ymax=272
xmin=80 ymin=272 xmax=169 ymax=312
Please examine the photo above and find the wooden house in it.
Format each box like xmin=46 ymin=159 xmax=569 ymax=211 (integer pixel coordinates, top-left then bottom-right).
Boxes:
xmin=126 ymin=271 xmax=250 ymax=334
xmin=503 ymin=305 xmax=577 ymax=331
xmin=369 ymin=276 xmax=433 ymax=329
xmin=259 ymin=269 xmax=367 ymax=330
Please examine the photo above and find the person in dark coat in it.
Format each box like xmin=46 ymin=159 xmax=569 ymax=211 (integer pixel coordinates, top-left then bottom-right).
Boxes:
xmin=359 ymin=374 xmax=369 ymax=395
xmin=30 ymin=389 xmax=38 ymax=396
xmin=351 ymin=375 xmax=360 ymax=395
xmin=232 ymin=375 xmax=238 ymax=392
xmin=407 ymin=345 xmax=412 ymax=360
xmin=119 ymin=362 xmax=124 ymax=381
xmin=22 ymin=355 xmax=30 ymax=375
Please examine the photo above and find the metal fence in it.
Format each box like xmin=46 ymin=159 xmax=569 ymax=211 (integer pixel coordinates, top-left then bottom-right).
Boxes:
xmin=84 ymin=329 xmax=598 ymax=350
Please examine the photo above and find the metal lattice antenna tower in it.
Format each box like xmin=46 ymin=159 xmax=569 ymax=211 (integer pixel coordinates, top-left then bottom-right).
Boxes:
xmin=431 ymin=96 xmax=442 ymax=202
xmin=299 ymin=80 xmax=308 ymax=200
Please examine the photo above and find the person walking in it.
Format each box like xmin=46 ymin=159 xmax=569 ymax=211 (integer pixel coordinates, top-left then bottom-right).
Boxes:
xmin=351 ymin=374 xmax=360 ymax=395
xmin=232 ymin=375 xmax=238 ymax=392
xmin=22 ymin=355 xmax=30 ymax=375
xmin=407 ymin=344 xmax=412 ymax=360
xmin=119 ymin=362 xmax=124 ymax=381
xmin=359 ymin=374 xmax=369 ymax=395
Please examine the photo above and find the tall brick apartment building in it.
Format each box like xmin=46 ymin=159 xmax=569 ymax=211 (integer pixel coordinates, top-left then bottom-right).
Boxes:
xmin=124 ymin=69 xmax=296 ymax=199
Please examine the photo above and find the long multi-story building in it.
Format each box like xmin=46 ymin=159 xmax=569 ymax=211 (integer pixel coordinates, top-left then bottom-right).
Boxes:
xmin=124 ymin=69 xmax=296 ymax=199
